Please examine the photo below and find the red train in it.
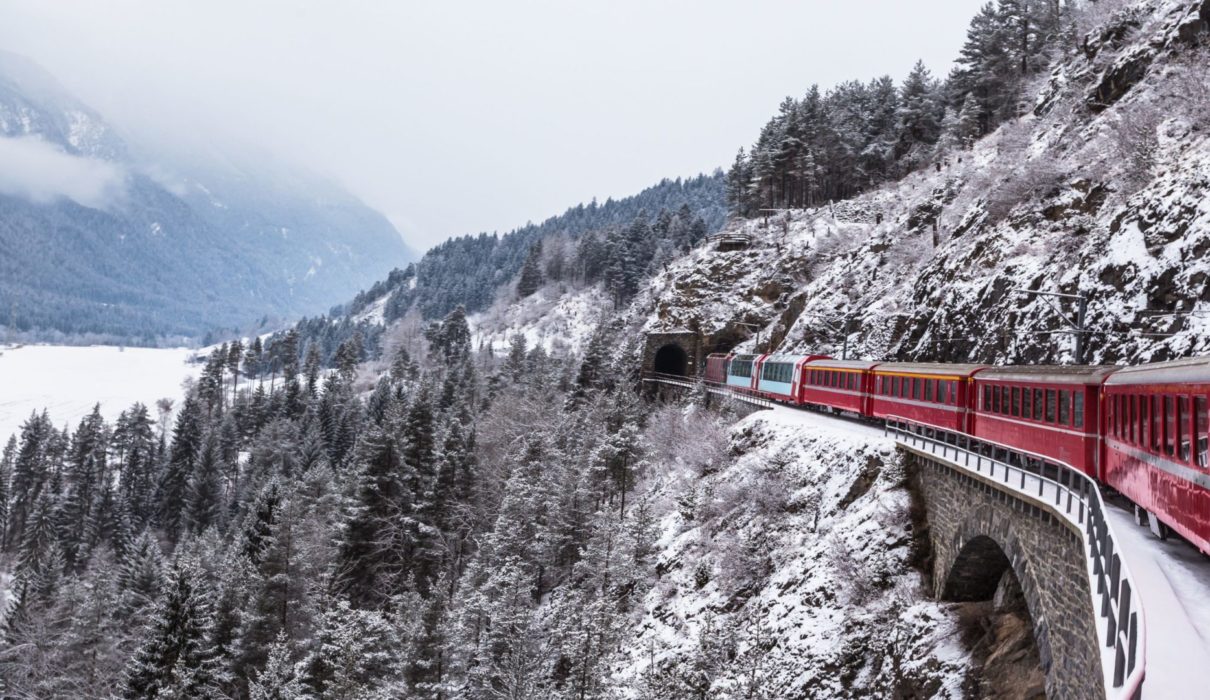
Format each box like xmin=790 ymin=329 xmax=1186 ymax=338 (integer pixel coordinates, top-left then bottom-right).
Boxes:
xmin=705 ymin=351 xmax=1210 ymax=556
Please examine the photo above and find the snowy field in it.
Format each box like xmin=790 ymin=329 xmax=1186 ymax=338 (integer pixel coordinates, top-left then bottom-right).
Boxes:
xmin=0 ymin=344 xmax=198 ymax=443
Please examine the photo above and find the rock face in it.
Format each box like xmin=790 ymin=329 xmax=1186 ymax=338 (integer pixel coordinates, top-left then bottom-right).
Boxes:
xmin=640 ymin=0 xmax=1210 ymax=365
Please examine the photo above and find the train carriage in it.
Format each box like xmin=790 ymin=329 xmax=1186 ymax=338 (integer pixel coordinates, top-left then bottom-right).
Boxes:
xmin=704 ymin=353 xmax=732 ymax=385
xmin=972 ymin=366 xmax=1117 ymax=478
xmin=725 ymin=354 xmax=762 ymax=390
xmin=799 ymin=359 xmax=879 ymax=415
xmin=871 ymin=363 xmax=986 ymax=432
xmin=1103 ymin=357 xmax=1210 ymax=556
xmin=754 ymin=354 xmax=829 ymax=403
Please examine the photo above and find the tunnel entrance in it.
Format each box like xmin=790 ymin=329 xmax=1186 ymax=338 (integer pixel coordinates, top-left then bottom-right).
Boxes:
xmin=653 ymin=344 xmax=689 ymax=376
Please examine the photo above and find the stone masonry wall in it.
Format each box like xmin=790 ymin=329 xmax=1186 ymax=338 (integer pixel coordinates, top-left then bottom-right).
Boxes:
xmin=910 ymin=451 xmax=1105 ymax=700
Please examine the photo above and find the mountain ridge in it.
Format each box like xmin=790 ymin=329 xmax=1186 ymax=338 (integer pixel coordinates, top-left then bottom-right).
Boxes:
xmin=0 ymin=50 xmax=414 ymax=344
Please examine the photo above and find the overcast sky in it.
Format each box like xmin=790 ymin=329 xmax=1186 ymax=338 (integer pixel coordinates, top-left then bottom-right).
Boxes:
xmin=0 ymin=0 xmax=982 ymax=251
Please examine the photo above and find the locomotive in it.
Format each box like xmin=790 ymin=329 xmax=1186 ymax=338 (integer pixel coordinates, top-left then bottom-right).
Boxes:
xmin=705 ymin=352 xmax=1210 ymax=556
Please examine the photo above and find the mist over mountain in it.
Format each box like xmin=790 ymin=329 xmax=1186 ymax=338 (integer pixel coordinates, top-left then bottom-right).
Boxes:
xmin=0 ymin=50 xmax=414 ymax=344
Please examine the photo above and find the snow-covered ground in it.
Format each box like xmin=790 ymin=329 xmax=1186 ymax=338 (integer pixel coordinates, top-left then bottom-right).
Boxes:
xmin=612 ymin=404 xmax=969 ymax=697
xmin=0 ymin=344 xmax=198 ymax=443
xmin=469 ymin=283 xmax=609 ymax=357
xmin=1105 ymin=502 xmax=1210 ymax=698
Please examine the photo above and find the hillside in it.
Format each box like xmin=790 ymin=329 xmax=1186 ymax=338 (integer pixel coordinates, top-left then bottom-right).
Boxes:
xmin=0 ymin=50 xmax=413 ymax=343
xmin=642 ymin=0 xmax=1210 ymax=365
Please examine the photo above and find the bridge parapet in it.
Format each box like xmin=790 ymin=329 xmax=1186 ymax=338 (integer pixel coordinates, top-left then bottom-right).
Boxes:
xmin=889 ymin=419 xmax=1145 ymax=700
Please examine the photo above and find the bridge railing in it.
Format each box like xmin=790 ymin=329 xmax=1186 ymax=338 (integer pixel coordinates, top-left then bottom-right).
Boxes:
xmin=885 ymin=416 xmax=1145 ymax=700
xmin=640 ymin=372 xmax=774 ymax=410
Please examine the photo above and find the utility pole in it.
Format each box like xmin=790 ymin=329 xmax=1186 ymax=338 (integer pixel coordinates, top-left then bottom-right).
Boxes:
xmin=1013 ymin=288 xmax=1091 ymax=364
xmin=842 ymin=321 xmax=850 ymax=361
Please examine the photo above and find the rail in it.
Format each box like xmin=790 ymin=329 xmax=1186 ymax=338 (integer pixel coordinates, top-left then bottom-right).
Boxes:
xmin=885 ymin=416 xmax=1145 ymax=700
xmin=640 ymin=371 xmax=774 ymax=409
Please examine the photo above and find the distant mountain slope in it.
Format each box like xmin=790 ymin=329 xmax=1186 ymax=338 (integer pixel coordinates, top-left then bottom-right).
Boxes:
xmin=0 ymin=51 xmax=413 ymax=343
xmin=334 ymin=173 xmax=727 ymax=323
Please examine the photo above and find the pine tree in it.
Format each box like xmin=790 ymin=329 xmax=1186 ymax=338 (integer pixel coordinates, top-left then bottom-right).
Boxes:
xmin=157 ymin=395 xmax=204 ymax=543
xmin=249 ymin=632 xmax=305 ymax=700
xmin=186 ymin=432 xmax=224 ymax=535
xmin=120 ymin=530 xmax=165 ymax=614
xmin=0 ymin=435 xmax=15 ymax=552
xmin=5 ymin=410 xmax=54 ymax=552
xmin=894 ymin=60 xmax=943 ymax=170
xmin=245 ymin=337 xmax=264 ymax=381
xmin=516 ymin=241 xmax=544 ymax=299
xmin=336 ymin=422 xmax=405 ymax=607
xmin=113 ymin=403 xmax=158 ymax=528
xmin=120 ymin=559 xmax=223 ymax=699
xmin=303 ymin=344 xmax=322 ymax=398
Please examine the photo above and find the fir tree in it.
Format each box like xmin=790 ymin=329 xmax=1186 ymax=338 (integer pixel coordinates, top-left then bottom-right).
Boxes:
xmin=516 ymin=241 xmax=544 ymax=299
xmin=120 ymin=559 xmax=223 ymax=699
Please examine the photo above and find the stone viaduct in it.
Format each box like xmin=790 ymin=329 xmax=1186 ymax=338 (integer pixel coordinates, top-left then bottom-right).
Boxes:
xmin=906 ymin=448 xmax=1107 ymax=700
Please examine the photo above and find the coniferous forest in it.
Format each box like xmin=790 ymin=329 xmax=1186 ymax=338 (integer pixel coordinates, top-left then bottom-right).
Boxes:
xmin=0 ymin=308 xmax=687 ymax=698
xmin=726 ymin=0 xmax=1069 ymax=214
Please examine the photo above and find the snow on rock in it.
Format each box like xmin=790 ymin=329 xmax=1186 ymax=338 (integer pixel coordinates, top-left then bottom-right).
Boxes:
xmin=0 ymin=344 xmax=197 ymax=443
xmin=638 ymin=0 xmax=1210 ymax=366
xmin=610 ymin=407 xmax=968 ymax=698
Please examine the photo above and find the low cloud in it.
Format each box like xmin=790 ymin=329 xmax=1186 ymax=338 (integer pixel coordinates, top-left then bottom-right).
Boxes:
xmin=0 ymin=135 xmax=126 ymax=207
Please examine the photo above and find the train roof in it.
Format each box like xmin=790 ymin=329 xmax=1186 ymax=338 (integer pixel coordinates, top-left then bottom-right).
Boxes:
xmin=807 ymin=359 xmax=880 ymax=370
xmin=1104 ymin=356 xmax=1210 ymax=386
xmin=873 ymin=362 xmax=987 ymax=377
xmin=761 ymin=353 xmax=829 ymax=364
xmin=977 ymin=365 xmax=1120 ymax=385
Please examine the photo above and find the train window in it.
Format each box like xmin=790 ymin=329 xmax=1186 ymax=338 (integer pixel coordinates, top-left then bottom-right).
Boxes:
xmin=1011 ymin=387 xmax=1021 ymax=416
xmin=1022 ymin=389 xmax=1032 ymax=421
xmin=1131 ymin=395 xmax=1139 ymax=444
xmin=1179 ymin=396 xmax=1190 ymax=461
xmin=1033 ymin=389 xmax=1043 ymax=420
xmin=1058 ymin=391 xmax=1070 ymax=425
xmin=1196 ymin=397 xmax=1208 ymax=468
xmin=1046 ymin=389 xmax=1056 ymax=423
xmin=940 ymin=381 xmax=949 ymax=404
xmin=983 ymin=386 xmax=992 ymax=411
xmin=911 ymin=378 xmax=920 ymax=400
xmin=1001 ymin=386 xmax=1010 ymax=414
xmin=1165 ymin=395 xmax=1176 ymax=457
xmin=924 ymin=380 xmax=933 ymax=402
xmin=992 ymin=386 xmax=1000 ymax=413
xmin=1151 ymin=396 xmax=1162 ymax=452
xmin=848 ymin=373 xmax=856 ymax=390
xmin=1074 ymin=393 xmax=1085 ymax=429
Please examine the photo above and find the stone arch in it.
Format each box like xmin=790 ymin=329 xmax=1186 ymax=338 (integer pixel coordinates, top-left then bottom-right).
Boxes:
xmin=939 ymin=505 xmax=1053 ymax=682
xmin=652 ymin=343 xmax=689 ymax=376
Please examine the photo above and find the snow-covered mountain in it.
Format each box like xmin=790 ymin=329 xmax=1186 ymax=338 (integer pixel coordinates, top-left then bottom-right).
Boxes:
xmin=641 ymin=0 xmax=1210 ymax=365
xmin=0 ymin=50 xmax=414 ymax=343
